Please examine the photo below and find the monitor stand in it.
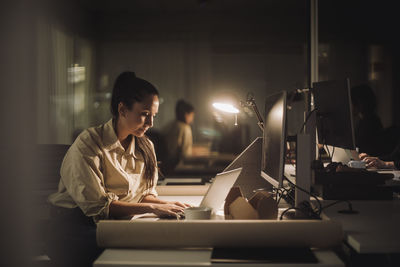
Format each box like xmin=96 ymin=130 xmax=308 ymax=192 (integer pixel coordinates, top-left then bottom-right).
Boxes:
xmin=281 ymin=133 xmax=314 ymax=220
xmin=286 ymin=110 xmax=316 ymax=219
xmin=294 ymin=133 xmax=312 ymax=218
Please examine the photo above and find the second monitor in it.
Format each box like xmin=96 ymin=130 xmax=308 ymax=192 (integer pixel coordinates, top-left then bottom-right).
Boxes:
xmin=312 ymin=78 xmax=356 ymax=151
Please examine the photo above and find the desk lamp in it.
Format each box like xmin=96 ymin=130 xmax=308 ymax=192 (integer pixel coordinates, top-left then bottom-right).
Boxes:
xmin=239 ymin=93 xmax=264 ymax=132
xmin=212 ymin=102 xmax=239 ymax=126
xmin=212 ymin=92 xmax=264 ymax=132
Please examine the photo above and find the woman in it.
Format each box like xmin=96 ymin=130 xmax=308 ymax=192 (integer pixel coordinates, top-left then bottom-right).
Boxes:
xmin=46 ymin=72 xmax=190 ymax=267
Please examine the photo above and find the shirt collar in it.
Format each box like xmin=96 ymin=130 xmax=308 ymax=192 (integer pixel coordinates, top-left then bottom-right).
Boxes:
xmin=103 ymin=119 xmax=138 ymax=158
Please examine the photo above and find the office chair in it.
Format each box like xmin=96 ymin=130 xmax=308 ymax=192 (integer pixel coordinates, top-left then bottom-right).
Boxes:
xmin=31 ymin=144 xmax=70 ymax=266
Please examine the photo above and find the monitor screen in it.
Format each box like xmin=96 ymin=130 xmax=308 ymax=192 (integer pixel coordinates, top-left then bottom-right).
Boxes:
xmin=312 ymin=78 xmax=356 ymax=150
xmin=261 ymin=91 xmax=287 ymax=188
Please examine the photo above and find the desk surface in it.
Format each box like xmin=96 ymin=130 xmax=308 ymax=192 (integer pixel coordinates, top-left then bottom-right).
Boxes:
xmin=321 ymin=200 xmax=400 ymax=254
xmin=94 ymin=188 xmax=346 ymax=266
xmin=159 ymin=186 xmax=400 ymax=255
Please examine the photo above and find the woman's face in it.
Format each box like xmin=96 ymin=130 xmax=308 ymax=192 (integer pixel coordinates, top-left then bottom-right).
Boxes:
xmin=119 ymin=94 xmax=159 ymax=137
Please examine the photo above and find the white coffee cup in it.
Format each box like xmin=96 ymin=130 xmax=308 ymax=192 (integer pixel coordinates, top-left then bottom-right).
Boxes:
xmin=184 ymin=207 xmax=212 ymax=220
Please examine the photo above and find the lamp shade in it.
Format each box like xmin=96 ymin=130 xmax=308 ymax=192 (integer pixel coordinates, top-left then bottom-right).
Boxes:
xmin=212 ymin=102 xmax=239 ymax=114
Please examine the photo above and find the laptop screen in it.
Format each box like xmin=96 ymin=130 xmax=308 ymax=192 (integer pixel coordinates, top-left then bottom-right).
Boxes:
xmin=199 ymin=167 xmax=242 ymax=213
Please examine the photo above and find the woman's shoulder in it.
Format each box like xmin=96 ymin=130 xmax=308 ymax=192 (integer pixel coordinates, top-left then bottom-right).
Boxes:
xmin=71 ymin=122 xmax=109 ymax=156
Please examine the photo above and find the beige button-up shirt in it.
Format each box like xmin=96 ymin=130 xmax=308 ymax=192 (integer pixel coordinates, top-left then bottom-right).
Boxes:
xmin=48 ymin=119 xmax=158 ymax=221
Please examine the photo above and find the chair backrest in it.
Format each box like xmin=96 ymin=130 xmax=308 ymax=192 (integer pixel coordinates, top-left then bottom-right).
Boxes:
xmin=33 ymin=144 xmax=70 ymax=191
xmin=31 ymin=144 xmax=70 ymax=256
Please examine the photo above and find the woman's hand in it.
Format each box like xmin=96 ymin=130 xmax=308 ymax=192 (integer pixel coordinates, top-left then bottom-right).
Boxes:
xmin=141 ymin=195 xmax=192 ymax=216
xmin=360 ymin=154 xmax=394 ymax=169
xmin=166 ymin=201 xmax=192 ymax=209
xmin=362 ymin=156 xmax=386 ymax=168
xmin=149 ymin=203 xmax=185 ymax=217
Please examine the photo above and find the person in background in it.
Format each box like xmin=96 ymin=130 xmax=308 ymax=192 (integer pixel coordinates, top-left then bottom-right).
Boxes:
xmin=351 ymin=84 xmax=386 ymax=156
xmin=160 ymin=99 xmax=195 ymax=174
xmin=46 ymin=72 xmax=190 ymax=267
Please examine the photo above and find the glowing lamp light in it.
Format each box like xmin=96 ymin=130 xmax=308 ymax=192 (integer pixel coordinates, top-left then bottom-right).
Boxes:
xmin=212 ymin=102 xmax=240 ymax=126
xmin=212 ymin=103 xmax=239 ymax=114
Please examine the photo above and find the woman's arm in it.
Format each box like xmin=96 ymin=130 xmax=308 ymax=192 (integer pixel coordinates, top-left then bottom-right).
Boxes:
xmin=109 ymin=199 xmax=185 ymax=218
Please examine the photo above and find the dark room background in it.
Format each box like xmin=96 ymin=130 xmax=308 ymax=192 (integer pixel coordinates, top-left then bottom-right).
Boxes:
xmin=1 ymin=1 xmax=399 ymax=266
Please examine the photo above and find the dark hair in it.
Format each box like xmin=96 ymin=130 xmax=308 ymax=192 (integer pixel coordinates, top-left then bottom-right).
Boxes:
xmin=111 ymin=71 xmax=159 ymax=189
xmin=175 ymin=99 xmax=194 ymax=123
xmin=351 ymin=84 xmax=377 ymax=115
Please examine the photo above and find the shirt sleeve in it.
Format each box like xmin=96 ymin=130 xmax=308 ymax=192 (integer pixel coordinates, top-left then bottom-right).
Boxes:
xmin=60 ymin=139 xmax=118 ymax=220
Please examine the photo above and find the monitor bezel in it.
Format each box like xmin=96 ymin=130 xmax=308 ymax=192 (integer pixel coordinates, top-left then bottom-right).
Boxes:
xmin=260 ymin=90 xmax=287 ymax=189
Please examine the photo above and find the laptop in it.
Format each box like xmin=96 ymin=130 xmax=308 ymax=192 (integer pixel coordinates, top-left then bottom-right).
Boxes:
xmin=155 ymin=167 xmax=242 ymax=220
xmin=328 ymin=145 xmax=360 ymax=164
xmin=198 ymin=167 xmax=242 ymax=213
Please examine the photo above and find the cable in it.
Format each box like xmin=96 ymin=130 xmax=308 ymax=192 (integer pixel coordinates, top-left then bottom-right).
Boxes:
xmin=252 ymin=187 xmax=287 ymax=206
xmin=331 ymin=146 xmax=335 ymax=160
xmin=324 ymin=144 xmax=333 ymax=162
xmin=284 ymin=176 xmax=322 ymax=215
xmin=277 ymin=186 xmax=295 ymax=206
xmin=297 ymin=109 xmax=317 ymax=134
xmin=279 ymin=207 xmax=311 ymax=220
xmin=320 ymin=199 xmax=358 ymax=214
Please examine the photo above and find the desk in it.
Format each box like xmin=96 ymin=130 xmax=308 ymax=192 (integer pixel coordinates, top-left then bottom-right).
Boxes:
xmin=93 ymin=186 xmax=344 ymax=267
xmin=321 ymin=200 xmax=400 ymax=254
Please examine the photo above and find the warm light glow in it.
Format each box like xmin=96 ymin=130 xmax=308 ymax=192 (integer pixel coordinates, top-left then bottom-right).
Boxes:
xmin=212 ymin=102 xmax=239 ymax=114
xmin=271 ymin=104 xmax=283 ymax=121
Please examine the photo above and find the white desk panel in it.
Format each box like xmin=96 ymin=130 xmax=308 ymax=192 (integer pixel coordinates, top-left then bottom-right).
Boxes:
xmin=321 ymin=200 xmax=400 ymax=254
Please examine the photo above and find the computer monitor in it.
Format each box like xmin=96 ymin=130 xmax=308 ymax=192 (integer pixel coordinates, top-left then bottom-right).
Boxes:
xmin=260 ymin=91 xmax=287 ymax=188
xmin=312 ymin=78 xmax=356 ymax=150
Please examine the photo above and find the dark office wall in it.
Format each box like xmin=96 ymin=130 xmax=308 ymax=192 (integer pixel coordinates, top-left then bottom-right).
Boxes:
xmin=91 ymin=1 xmax=309 ymax=144
xmin=319 ymin=0 xmax=399 ymax=128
